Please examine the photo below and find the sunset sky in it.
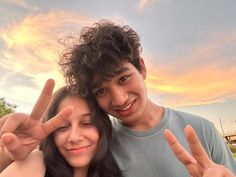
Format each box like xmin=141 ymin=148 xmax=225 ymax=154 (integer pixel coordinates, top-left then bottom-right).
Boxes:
xmin=0 ymin=0 xmax=236 ymax=134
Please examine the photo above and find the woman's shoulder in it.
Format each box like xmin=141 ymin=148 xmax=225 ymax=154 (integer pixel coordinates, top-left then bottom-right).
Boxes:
xmin=0 ymin=150 xmax=45 ymax=177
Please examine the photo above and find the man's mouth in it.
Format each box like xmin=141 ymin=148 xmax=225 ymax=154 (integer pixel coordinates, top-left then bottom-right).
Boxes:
xmin=116 ymin=99 xmax=136 ymax=116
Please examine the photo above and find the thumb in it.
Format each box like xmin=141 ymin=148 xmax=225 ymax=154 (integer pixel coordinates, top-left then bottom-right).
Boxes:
xmin=1 ymin=133 xmax=17 ymax=149
xmin=1 ymin=133 xmax=25 ymax=160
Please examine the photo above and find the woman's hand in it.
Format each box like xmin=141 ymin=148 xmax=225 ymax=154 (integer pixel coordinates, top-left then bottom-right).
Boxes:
xmin=0 ymin=79 xmax=73 ymax=167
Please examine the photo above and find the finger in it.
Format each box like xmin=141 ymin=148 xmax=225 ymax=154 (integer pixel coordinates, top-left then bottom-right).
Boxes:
xmin=1 ymin=133 xmax=14 ymax=147
xmin=164 ymin=129 xmax=197 ymax=165
xmin=184 ymin=125 xmax=212 ymax=169
xmin=164 ymin=129 xmax=205 ymax=177
xmin=41 ymin=106 xmax=74 ymax=137
xmin=0 ymin=113 xmax=28 ymax=135
xmin=1 ymin=133 xmax=25 ymax=160
xmin=30 ymin=79 xmax=55 ymax=120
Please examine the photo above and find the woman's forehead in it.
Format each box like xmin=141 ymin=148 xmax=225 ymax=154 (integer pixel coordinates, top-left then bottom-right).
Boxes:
xmin=59 ymin=96 xmax=90 ymax=112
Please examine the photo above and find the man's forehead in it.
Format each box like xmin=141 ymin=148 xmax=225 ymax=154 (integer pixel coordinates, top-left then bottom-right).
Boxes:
xmin=91 ymin=66 xmax=129 ymax=88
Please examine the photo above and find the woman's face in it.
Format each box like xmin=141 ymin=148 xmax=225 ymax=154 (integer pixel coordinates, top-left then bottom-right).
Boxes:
xmin=54 ymin=96 xmax=99 ymax=171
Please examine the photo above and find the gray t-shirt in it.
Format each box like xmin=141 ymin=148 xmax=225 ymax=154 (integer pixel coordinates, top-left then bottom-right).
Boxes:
xmin=111 ymin=107 xmax=236 ymax=177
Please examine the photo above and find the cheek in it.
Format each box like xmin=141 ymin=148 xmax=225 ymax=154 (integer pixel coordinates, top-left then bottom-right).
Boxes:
xmin=53 ymin=135 xmax=60 ymax=149
xmin=135 ymin=78 xmax=147 ymax=95
xmin=89 ymin=128 xmax=100 ymax=145
xmin=54 ymin=133 xmax=67 ymax=148
xmin=96 ymin=98 xmax=108 ymax=110
xmin=53 ymin=134 xmax=68 ymax=159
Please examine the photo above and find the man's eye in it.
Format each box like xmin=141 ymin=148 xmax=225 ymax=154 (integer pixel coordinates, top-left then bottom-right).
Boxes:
xmin=120 ymin=75 xmax=130 ymax=83
xmin=95 ymin=88 xmax=106 ymax=96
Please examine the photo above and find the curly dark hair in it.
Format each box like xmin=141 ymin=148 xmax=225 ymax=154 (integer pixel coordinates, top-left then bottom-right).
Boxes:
xmin=59 ymin=19 xmax=142 ymax=96
xmin=39 ymin=87 xmax=123 ymax=177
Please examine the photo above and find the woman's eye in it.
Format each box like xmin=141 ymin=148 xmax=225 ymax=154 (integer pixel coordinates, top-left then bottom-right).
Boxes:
xmin=56 ymin=125 xmax=69 ymax=132
xmin=81 ymin=122 xmax=93 ymax=127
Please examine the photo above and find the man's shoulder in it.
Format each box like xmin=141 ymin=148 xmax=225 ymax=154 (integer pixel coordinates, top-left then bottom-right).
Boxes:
xmin=166 ymin=107 xmax=214 ymax=128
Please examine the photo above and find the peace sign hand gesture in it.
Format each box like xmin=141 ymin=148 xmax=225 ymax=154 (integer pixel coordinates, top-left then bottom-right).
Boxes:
xmin=0 ymin=79 xmax=73 ymax=170
xmin=164 ymin=125 xmax=235 ymax=177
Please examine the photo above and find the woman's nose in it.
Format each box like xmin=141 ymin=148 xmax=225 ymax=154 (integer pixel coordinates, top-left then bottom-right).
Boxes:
xmin=68 ymin=127 xmax=84 ymax=143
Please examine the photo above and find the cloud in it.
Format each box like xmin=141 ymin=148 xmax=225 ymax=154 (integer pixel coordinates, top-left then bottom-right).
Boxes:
xmin=2 ymin=0 xmax=40 ymax=11
xmin=0 ymin=10 xmax=93 ymax=112
xmin=145 ymin=31 xmax=236 ymax=107
xmin=138 ymin=0 xmax=171 ymax=11
xmin=138 ymin=0 xmax=153 ymax=11
xmin=0 ymin=10 xmax=92 ymax=83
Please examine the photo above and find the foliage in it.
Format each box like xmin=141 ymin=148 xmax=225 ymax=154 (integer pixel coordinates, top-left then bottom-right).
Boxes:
xmin=228 ymin=143 xmax=236 ymax=153
xmin=227 ymin=143 xmax=236 ymax=159
xmin=0 ymin=97 xmax=17 ymax=118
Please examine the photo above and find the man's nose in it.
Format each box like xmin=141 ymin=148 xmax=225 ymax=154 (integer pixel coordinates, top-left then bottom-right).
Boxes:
xmin=110 ymin=87 xmax=128 ymax=107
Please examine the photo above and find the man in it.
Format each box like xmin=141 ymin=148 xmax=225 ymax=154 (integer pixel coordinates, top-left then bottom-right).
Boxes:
xmin=58 ymin=20 xmax=236 ymax=176
xmin=1 ymin=20 xmax=236 ymax=176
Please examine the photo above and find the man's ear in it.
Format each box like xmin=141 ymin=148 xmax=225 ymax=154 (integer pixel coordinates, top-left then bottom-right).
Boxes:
xmin=140 ymin=58 xmax=147 ymax=80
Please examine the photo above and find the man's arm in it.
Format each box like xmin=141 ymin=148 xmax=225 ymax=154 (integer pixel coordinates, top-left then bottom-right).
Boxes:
xmin=164 ymin=125 xmax=236 ymax=177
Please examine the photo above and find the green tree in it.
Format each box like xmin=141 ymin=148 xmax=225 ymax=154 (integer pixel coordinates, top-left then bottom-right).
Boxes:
xmin=0 ymin=97 xmax=17 ymax=118
xmin=227 ymin=144 xmax=236 ymax=159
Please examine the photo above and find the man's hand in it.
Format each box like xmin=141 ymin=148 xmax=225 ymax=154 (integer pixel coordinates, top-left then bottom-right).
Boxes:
xmin=0 ymin=79 xmax=73 ymax=167
xmin=164 ymin=125 xmax=235 ymax=177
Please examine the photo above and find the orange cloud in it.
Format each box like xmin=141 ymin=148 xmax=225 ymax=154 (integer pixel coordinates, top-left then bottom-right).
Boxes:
xmin=0 ymin=10 xmax=95 ymax=112
xmin=0 ymin=10 xmax=92 ymax=87
xmin=145 ymin=31 xmax=236 ymax=107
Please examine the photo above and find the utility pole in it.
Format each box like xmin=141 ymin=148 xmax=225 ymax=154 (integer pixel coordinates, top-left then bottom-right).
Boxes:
xmin=219 ymin=118 xmax=225 ymax=137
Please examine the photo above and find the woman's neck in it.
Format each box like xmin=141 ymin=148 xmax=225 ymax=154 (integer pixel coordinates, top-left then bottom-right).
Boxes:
xmin=73 ymin=166 xmax=89 ymax=177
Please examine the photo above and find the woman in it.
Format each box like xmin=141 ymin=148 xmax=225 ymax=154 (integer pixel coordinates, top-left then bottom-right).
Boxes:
xmin=0 ymin=87 xmax=123 ymax=177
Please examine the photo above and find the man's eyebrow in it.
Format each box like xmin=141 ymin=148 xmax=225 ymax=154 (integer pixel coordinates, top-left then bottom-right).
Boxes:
xmin=114 ymin=66 xmax=129 ymax=75
xmin=91 ymin=67 xmax=129 ymax=90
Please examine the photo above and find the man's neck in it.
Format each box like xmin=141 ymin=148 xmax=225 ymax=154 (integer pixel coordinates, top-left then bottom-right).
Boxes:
xmin=122 ymin=100 xmax=164 ymax=132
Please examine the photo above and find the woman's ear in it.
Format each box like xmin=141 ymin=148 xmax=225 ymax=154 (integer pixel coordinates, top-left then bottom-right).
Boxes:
xmin=140 ymin=58 xmax=147 ymax=80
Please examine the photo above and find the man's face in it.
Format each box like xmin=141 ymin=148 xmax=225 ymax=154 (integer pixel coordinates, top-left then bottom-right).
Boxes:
xmin=91 ymin=60 xmax=148 ymax=128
